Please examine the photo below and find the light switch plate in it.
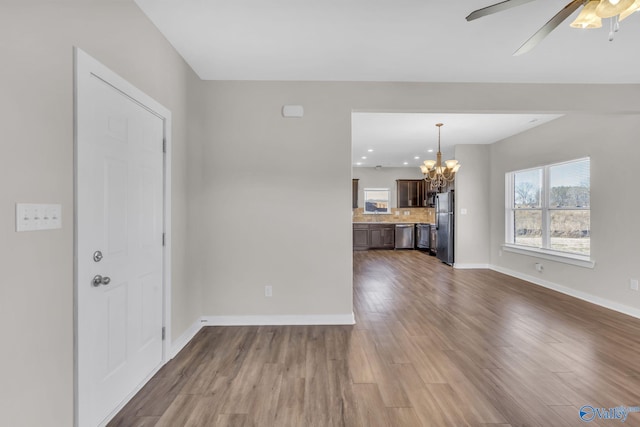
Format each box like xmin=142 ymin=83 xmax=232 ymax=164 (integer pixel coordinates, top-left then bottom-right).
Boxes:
xmin=16 ymin=203 xmax=62 ymax=232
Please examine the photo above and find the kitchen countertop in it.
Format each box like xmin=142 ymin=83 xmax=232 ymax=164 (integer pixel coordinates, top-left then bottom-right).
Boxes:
xmin=352 ymin=221 xmax=412 ymax=225
xmin=352 ymin=222 xmax=434 ymax=225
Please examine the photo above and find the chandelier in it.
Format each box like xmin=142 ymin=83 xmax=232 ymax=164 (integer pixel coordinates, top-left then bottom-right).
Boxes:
xmin=571 ymin=0 xmax=640 ymax=40
xmin=419 ymin=123 xmax=460 ymax=190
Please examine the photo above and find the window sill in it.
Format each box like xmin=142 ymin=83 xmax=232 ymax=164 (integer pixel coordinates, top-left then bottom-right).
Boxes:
xmin=502 ymin=244 xmax=595 ymax=269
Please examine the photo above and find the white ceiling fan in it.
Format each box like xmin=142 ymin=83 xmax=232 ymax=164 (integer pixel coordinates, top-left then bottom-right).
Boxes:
xmin=466 ymin=0 xmax=640 ymax=55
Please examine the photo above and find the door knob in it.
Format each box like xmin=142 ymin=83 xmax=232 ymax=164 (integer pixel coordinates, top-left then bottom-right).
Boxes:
xmin=92 ymin=275 xmax=111 ymax=287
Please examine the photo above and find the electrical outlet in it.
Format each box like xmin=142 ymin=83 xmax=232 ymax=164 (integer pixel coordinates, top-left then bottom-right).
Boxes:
xmin=265 ymin=285 xmax=272 ymax=297
xmin=630 ymin=279 xmax=639 ymax=291
xmin=535 ymin=263 xmax=544 ymax=272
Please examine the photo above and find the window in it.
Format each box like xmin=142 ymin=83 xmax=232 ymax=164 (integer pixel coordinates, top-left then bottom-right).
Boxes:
xmin=363 ymin=188 xmax=391 ymax=214
xmin=506 ymin=158 xmax=590 ymax=257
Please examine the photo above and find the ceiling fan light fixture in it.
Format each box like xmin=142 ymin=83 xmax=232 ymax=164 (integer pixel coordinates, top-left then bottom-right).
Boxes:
xmin=596 ymin=0 xmax=635 ymax=18
xmin=570 ymin=0 xmax=603 ymax=28
xmin=467 ymin=0 xmax=637 ymax=54
xmin=620 ymin=0 xmax=640 ymax=20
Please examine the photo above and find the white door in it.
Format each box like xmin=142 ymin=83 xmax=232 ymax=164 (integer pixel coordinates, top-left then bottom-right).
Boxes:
xmin=75 ymin=49 xmax=167 ymax=427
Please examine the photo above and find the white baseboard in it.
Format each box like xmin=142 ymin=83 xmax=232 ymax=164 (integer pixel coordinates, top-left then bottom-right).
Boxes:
xmin=454 ymin=263 xmax=490 ymax=269
xmin=201 ymin=313 xmax=356 ymax=326
xmin=170 ymin=313 xmax=355 ymax=358
xmin=490 ymin=264 xmax=640 ymax=320
xmin=169 ymin=319 xmax=204 ymax=359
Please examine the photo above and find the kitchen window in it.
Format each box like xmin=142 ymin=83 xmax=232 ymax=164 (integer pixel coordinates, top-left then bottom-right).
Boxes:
xmin=363 ymin=188 xmax=391 ymax=214
xmin=505 ymin=158 xmax=592 ymax=266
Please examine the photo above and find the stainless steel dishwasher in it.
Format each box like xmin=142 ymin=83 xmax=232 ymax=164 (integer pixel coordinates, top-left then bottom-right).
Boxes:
xmin=415 ymin=223 xmax=430 ymax=250
xmin=395 ymin=224 xmax=414 ymax=249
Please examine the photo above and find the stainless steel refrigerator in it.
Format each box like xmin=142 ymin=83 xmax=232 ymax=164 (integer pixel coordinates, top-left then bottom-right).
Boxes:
xmin=436 ymin=191 xmax=454 ymax=265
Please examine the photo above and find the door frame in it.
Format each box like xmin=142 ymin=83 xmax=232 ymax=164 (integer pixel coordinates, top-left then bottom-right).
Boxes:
xmin=73 ymin=47 xmax=172 ymax=427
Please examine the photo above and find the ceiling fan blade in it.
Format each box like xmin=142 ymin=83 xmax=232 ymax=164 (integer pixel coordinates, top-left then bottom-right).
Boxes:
xmin=466 ymin=0 xmax=536 ymax=21
xmin=513 ymin=0 xmax=587 ymax=55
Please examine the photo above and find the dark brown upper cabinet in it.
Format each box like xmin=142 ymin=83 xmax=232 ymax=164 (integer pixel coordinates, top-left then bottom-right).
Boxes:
xmin=397 ymin=179 xmax=425 ymax=208
xmin=352 ymin=179 xmax=359 ymax=209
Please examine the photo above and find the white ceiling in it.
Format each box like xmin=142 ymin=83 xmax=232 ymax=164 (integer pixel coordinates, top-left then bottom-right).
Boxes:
xmin=351 ymin=113 xmax=562 ymax=167
xmin=135 ymin=0 xmax=640 ymax=83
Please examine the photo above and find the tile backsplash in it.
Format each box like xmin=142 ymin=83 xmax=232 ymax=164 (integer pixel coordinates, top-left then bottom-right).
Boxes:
xmin=352 ymin=207 xmax=434 ymax=224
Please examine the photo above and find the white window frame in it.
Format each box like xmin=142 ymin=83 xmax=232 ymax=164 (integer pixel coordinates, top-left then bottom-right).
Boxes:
xmin=504 ymin=157 xmax=594 ymax=268
xmin=363 ymin=188 xmax=391 ymax=214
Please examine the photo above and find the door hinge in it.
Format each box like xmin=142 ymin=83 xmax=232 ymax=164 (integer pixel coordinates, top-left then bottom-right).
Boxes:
xmin=162 ymin=233 xmax=165 ymax=246
xmin=162 ymin=327 xmax=166 ymax=341
xmin=162 ymin=138 xmax=166 ymax=153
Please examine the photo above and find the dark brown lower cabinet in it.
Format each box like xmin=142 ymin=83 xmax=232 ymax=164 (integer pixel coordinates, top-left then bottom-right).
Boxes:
xmin=369 ymin=224 xmax=394 ymax=249
xmin=353 ymin=224 xmax=370 ymax=251
xmin=353 ymin=224 xmax=395 ymax=250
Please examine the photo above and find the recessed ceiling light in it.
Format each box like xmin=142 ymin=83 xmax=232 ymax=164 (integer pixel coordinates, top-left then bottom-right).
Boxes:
xmin=414 ymin=156 xmax=420 ymax=159
xmin=403 ymin=162 xmax=408 ymax=165
xmin=356 ymin=162 xmax=362 ymax=166
xmin=367 ymin=149 xmax=374 ymax=152
xmin=428 ymin=149 xmax=434 ymax=153
xmin=361 ymin=156 xmax=367 ymax=159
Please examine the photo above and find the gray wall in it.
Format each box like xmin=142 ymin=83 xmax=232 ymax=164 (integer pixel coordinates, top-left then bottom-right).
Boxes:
xmin=195 ymin=82 xmax=354 ymax=317
xmin=0 ymin=2 xmax=201 ymax=425
xmin=191 ymin=81 xmax=640 ymax=323
xmin=353 ymin=166 xmax=425 ymax=208
xmin=3 ymin=2 xmax=640 ymax=426
xmin=454 ymin=144 xmax=491 ymax=267
xmin=489 ymin=113 xmax=640 ymax=308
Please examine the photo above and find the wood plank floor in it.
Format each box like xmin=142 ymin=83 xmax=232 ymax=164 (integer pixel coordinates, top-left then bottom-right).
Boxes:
xmin=109 ymin=250 xmax=640 ymax=426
